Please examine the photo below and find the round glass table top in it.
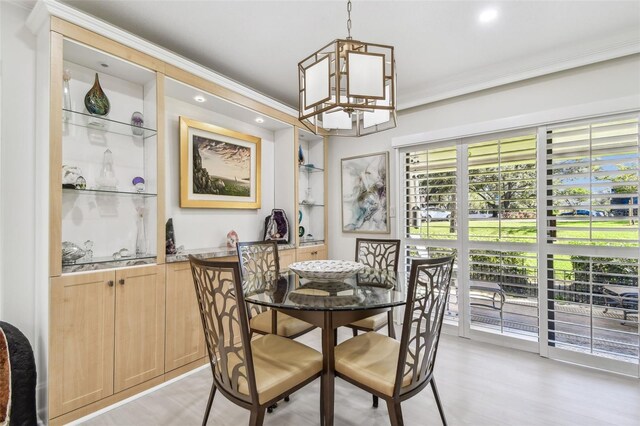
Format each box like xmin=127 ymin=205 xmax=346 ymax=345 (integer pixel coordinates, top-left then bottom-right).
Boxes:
xmin=243 ymin=268 xmax=406 ymax=311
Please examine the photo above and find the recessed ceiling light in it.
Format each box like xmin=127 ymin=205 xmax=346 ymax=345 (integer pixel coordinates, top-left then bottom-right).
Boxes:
xmin=194 ymin=95 xmax=206 ymax=103
xmin=478 ymin=8 xmax=498 ymax=23
xmin=255 ymin=117 xmax=265 ymax=124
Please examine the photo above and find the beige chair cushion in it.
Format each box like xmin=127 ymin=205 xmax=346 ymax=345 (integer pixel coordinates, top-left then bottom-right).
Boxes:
xmin=349 ymin=312 xmax=389 ymax=330
xmin=237 ymin=334 xmax=322 ymax=404
xmin=335 ymin=331 xmax=410 ymax=397
xmin=250 ymin=310 xmax=314 ymax=337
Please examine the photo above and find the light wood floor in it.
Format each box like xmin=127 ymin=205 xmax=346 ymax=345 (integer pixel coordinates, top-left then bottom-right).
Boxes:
xmin=80 ymin=328 xmax=640 ymax=426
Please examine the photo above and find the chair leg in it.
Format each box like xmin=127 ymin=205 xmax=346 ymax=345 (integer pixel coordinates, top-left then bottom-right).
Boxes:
xmin=430 ymin=379 xmax=447 ymax=426
xmin=202 ymin=383 xmax=216 ymax=426
xmin=372 ymin=394 xmax=378 ymax=408
xmin=385 ymin=399 xmax=404 ymax=426
xmin=387 ymin=310 xmax=396 ymax=339
xmin=352 ymin=328 xmax=358 ymax=337
xmin=284 ymin=395 xmax=290 ymax=402
xmin=334 ymin=328 xmax=338 ymax=344
xmin=249 ymin=407 xmax=266 ymax=426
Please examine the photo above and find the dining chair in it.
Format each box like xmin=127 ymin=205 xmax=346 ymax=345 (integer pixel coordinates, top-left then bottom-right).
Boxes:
xmin=334 ymin=255 xmax=456 ymax=426
xmin=237 ymin=241 xmax=315 ymax=339
xmin=189 ymin=256 xmax=323 ymax=426
xmin=346 ymin=238 xmax=401 ymax=339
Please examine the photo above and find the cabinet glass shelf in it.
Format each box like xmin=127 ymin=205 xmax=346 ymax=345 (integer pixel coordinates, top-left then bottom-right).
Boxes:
xmin=299 ymin=164 xmax=324 ymax=173
xmin=63 ymin=109 xmax=158 ymax=139
xmin=63 ymin=187 xmax=158 ymax=198
xmin=299 ymin=202 xmax=325 ymax=207
xmin=65 ymin=253 xmax=157 ymax=267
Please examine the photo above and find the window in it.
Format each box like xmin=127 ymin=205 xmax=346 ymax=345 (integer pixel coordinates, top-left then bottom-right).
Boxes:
xmin=468 ymin=134 xmax=537 ymax=243
xmin=404 ymin=146 xmax=457 ymax=241
xmin=546 ymin=118 xmax=639 ymax=246
xmin=545 ymin=116 xmax=639 ymax=364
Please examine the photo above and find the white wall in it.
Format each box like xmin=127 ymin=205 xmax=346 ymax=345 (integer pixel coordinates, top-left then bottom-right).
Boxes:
xmin=328 ymin=54 xmax=640 ymax=260
xmin=165 ymin=97 xmax=276 ymax=248
xmin=0 ymin=1 xmax=37 ymax=342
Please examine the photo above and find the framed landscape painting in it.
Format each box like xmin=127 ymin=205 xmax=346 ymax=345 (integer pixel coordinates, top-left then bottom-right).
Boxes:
xmin=341 ymin=151 xmax=390 ymax=233
xmin=180 ymin=117 xmax=261 ymax=208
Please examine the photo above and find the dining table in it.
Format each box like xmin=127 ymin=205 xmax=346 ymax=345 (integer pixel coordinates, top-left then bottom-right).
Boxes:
xmin=243 ymin=266 xmax=406 ymax=426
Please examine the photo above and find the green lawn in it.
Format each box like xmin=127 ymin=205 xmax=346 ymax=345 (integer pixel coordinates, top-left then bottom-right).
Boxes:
xmin=413 ymin=219 xmax=638 ymax=245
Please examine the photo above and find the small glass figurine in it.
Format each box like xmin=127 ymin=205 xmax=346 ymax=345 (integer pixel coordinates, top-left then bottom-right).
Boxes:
xmin=131 ymin=112 xmax=144 ymax=137
xmin=96 ymin=149 xmax=118 ymax=189
xmin=132 ymin=176 xmax=145 ymax=192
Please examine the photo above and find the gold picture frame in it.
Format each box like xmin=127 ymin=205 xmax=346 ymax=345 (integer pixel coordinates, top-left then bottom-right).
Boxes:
xmin=180 ymin=117 xmax=261 ymax=208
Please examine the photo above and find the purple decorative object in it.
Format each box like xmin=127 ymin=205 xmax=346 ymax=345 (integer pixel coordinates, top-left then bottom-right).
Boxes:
xmin=263 ymin=209 xmax=290 ymax=244
xmin=131 ymin=111 xmax=144 ymax=136
xmin=132 ymin=176 xmax=145 ymax=192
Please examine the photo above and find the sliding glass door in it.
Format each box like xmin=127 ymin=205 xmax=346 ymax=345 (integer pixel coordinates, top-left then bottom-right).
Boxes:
xmin=400 ymin=113 xmax=640 ymax=374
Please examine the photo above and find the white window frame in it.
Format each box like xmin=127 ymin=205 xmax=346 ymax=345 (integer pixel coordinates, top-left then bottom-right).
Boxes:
xmin=396 ymin=112 xmax=640 ymax=377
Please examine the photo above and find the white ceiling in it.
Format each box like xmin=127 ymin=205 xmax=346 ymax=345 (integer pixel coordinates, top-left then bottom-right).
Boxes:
xmin=60 ymin=0 xmax=640 ymax=111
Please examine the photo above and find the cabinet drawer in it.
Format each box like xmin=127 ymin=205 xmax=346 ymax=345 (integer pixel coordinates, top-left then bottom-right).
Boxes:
xmin=296 ymin=245 xmax=327 ymax=262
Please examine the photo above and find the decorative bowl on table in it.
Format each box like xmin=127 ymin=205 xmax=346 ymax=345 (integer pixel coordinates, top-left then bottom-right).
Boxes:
xmin=289 ymin=260 xmax=365 ymax=281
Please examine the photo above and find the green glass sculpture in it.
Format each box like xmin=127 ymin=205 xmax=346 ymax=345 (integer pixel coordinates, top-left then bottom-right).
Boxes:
xmin=84 ymin=73 xmax=110 ymax=116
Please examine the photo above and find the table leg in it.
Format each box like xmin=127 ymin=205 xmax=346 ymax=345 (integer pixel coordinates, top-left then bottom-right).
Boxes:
xmin=321 ymin=311 xmax=335 ymax=426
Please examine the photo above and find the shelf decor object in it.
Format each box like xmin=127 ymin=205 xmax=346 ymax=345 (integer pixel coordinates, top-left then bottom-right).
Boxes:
xmin=341 ymin=151 xmax=390 ymax=233
xmin=130 ymin=112 xmax=145 ymax=136
xmin=179 ymin=117 xmax=261 ymax=208
xmin=297 ymin=0 xmax=397 ymax=137
xmin=289 ymin=260 xmax=365 ymax=281
xmin=84 ymin=73 xmax=110 ymax=116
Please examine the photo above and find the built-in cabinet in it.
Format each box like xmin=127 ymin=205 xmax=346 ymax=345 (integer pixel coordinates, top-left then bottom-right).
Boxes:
xmin=35 ymin=9 xmax=329 ymax=424
xmin=164 ymin=261 xmax=207 ymax=372
xmin=49 ymin=265 xmax=164 ymax=418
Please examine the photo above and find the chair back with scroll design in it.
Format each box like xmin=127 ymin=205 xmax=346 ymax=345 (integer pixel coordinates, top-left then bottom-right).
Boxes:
xmin=237 ymin=241 xmax=280 ymax=318
xmin=189 ymin=256 xmax=259 ymax=406
xmin=394 ymin=256 xmax=455 ymax=398
xmin=355 ymin=238 xmax=401 ymax=272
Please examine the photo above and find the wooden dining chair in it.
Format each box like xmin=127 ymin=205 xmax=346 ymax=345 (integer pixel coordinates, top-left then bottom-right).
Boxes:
xmin=189 ymin=256 xmax=323 ymax=426
xmin=346 ymin=238 xmax=401 ymax=338
xmin=334 ymin=256 xmax=455 ymax=426
xmin=237 ymin=241 xmax=315 ymax=339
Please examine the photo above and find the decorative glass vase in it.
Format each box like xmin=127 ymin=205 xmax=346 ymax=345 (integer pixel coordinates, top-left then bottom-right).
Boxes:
xmin=62 ymin=69 xmax=72 ymax=121
xmin=136 ymin=210 xmax=147 ymax=256
xmin=96 ymin=149 xmax=118 ymax=189
xmin=84 ymin=73 xmax=110 ymax=116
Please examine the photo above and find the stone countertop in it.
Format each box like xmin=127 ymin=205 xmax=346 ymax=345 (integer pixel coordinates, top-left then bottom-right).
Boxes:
xmin=166 ymin=243 xmax=296 ymax=263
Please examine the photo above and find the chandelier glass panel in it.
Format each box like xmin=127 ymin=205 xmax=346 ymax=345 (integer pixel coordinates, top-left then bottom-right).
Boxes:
xmin=298 ymin=2 xmax=397 ymax=137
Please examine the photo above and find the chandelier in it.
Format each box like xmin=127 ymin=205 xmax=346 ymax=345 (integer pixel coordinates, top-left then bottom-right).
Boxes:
xmin=298 ymin=0 xmax=397 ymax=137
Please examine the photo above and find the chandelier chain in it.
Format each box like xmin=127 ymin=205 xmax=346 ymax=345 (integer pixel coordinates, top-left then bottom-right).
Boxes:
xmin=346 ymin=0 xmax=352 ymax=39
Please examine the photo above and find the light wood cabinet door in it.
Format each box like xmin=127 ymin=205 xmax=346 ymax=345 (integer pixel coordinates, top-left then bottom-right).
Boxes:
xmin=114 ymin=265 xmax=166 ymax=392
xmin=296 ymin=245 xmax=327 ymax=262
xmin=49 ymin=271 xmax=115 ymax=418
xmin=165 ymin=262 xmax=206 ymax=372
xmin=279 ymin=249 xmax=296 ymax=271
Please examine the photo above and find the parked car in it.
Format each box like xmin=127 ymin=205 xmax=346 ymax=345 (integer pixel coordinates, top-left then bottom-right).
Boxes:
xmin=421 ymin=206 xmax=452 ymax=221
xmin=559 ymin=209 xmax=607 ymax=216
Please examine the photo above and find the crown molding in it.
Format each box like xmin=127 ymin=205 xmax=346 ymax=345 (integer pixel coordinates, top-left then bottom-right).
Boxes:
xmin=398 ymin=35 xmax=640 ymax=111
xmin=27 ymin=0 xmax=298 ymax=118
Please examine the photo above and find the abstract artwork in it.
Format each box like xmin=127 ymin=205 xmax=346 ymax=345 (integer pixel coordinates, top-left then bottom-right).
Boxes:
xmin=341 ymin=151 xmax=390 ymax=233
xmin=180 ymin=117 xmax=261 ymax=208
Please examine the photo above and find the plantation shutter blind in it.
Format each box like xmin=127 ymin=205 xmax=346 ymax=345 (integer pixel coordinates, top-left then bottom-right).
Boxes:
xmin=545 ymin=117 xmax=640 ymax=246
